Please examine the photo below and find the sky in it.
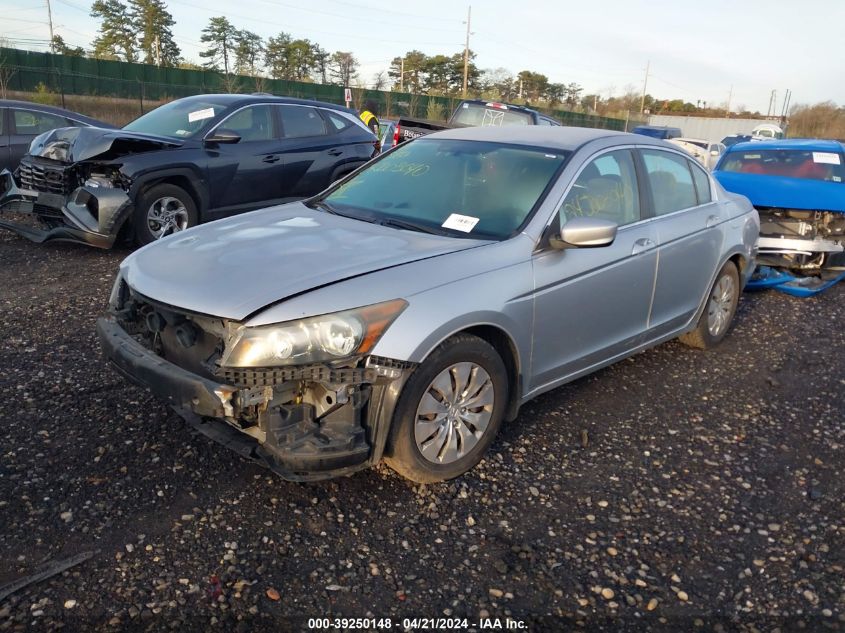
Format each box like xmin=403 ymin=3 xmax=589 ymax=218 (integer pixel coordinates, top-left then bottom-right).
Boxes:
xmin=2 ymin=0 xmax=844 ymax=114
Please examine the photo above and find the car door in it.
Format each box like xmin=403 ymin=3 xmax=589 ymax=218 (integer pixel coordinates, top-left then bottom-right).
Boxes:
xmin=530 ymin=148 xmax=659 ymax=389
xmin=639 ymin=148 xmax=724 ymax=335
xmin=9 ymin=108 xmax=72 ymax=168
xmin=206 ymin=104 xmax=286 ymax=212
xmin=275 ymin=105 xmax=361 ymax=197
xmin=0 ymin=108 xmax=10 ymax=171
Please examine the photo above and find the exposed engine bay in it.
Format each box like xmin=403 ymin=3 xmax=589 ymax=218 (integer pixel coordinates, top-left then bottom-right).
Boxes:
xmin=757 ymin=207 xmax=845 ymax=272
xmin=101 ymin=285 xmax=414 ymax=480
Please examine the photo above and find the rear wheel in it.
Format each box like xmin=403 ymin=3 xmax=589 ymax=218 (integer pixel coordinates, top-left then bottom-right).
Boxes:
xmin=679 ymin=260 xmax=739 ymax=349
xmin=133 ymin=183 xmax=198 ymax=246
xmin=385 ymin=334 xmax=508 ymax=483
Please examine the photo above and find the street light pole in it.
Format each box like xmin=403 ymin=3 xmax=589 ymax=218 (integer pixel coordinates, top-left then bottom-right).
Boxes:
xmin=462 ymin=5 xmax=472 ymax=98
xmin=639 ymin=60 xmax=650 ymax=114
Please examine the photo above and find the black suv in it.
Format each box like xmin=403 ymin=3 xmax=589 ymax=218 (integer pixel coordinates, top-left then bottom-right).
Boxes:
xmin=0 ymin=94 xmax=377 ymax=248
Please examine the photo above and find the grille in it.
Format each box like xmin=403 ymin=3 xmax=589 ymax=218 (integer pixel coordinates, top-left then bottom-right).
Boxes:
xmin=18 ymin=160 xmax=75 ymax=195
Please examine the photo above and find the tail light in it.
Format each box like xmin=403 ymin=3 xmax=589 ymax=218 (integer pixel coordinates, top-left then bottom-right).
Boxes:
xmin=393 ymin=125 xmax=400 ymax=146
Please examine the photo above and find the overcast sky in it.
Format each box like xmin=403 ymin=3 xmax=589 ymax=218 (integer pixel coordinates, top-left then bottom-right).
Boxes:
xmin=3 ymin=0 xmax=843 ymax=113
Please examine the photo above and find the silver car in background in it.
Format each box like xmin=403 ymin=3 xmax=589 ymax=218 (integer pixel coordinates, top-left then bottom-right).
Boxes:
xmin=98 ymin=127 xmax=759 ymax=483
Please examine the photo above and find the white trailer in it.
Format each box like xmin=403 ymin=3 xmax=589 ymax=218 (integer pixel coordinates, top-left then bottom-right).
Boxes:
xmin=647 ymin=115 xmax=784 ymax=141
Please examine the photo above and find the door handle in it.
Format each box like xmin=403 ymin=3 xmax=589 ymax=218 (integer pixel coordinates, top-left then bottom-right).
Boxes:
xmin=262 ymin=155 xmax=280 ymax=163
xmin=327 ymin=148 xmax=344 ymax=156
xmin=631 ymin=238 xmax=655 ymax=255
xmin=706 ymin=214 xmax=720 ymax=228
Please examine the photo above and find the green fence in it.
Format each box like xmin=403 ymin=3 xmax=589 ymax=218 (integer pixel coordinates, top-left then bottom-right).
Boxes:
xmin=0 ymin=47 xmax=626 ymax=130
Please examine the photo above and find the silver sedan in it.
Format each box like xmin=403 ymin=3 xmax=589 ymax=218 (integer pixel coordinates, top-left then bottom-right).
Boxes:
xmin=98 ymin=126 xmax=759 ymax=482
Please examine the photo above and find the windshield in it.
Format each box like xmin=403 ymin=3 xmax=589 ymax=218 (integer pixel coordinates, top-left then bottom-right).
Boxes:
xmin=321 ymin=139 xmax=568 ymax=239
xmin=123 ymin=99 xmax=227 ymax=138
xmin=450 ymin=104 xmax=533 ymax=128
xmin=722 ymin=135 xmax=750 ymax=147
xmin=633 ymin=126 xmax=674 ymax=139
xmin=681 ymin=140 xmax=708 ymax=149
xmin=719 ymin=149 xmax=844 ymax=182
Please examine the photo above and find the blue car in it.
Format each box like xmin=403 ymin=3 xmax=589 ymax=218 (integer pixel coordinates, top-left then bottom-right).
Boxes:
xmin=713 ymin=139 xmax=845 ymax=295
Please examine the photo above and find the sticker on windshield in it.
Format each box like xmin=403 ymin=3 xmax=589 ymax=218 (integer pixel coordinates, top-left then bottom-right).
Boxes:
xmin=813 ymin=152 xmax=841 ymax=165
xmin=442 ymin=213 xmax=480 ymax=233
xmin=174 ymin=129 xmax=191 ymax=136
xmin=188 ymin=107 xmax=215 ymax=123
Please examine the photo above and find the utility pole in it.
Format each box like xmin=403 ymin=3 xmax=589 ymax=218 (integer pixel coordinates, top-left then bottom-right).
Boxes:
xmin=400 ymin=57 xmax=404 ymax=93
xmin=639 ymin=60 xmax=650 ymax=114
xmin=462 ymin=5 xmax=472 ymax=98
xmin=46 ymin=0 xmax=55 ymax=50
xmin=725 ymin=84 xmax=732 ymax=118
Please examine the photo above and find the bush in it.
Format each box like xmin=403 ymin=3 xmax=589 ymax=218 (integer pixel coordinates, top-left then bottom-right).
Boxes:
xmin=30 ymin=82 xmax=60 ymax=106
xmin=425 ymin=97 xmax=445 ymax=122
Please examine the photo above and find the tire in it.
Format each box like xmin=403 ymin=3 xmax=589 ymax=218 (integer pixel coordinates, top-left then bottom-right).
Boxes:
xmin=385 ymin=334 xmax=508 ymax=483
xmin=679 ymin=260 xmax=740 ymax=350
xmin=133 ymin=183 xmax=198 ymax=246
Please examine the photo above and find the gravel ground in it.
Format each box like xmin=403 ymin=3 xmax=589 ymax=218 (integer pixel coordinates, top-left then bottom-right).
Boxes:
xmin=0 ymin=231 xmax=843 ymax=632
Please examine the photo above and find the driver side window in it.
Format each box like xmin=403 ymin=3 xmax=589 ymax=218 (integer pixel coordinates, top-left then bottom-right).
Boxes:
xmin=559 ymin=150 xmax=640 ymax=226
xmin=217 ymin=105 xmax=276 ymax=142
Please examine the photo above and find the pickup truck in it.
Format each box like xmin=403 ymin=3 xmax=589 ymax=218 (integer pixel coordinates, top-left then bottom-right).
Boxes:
xmin=394 ymin=100 xmax=560 ymax=145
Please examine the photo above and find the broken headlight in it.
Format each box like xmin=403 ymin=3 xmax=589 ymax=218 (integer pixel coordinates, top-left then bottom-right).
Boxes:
xmin=84 ymin=174 xmax=117 ymax=188
xmin=221 ymin=299 xmax=408 ymax=368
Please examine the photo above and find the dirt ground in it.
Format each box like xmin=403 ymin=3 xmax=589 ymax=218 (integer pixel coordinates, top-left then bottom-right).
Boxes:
xmin=0 ymin=231 xmax=842 ymax=632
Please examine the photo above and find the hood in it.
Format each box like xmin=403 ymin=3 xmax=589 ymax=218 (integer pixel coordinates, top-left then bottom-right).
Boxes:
xmin=714 ymin=171 xmax=845 ymax=213
xmin=28 ymin=126 xmax=183 ymax=163
xmin=122 ymin=202 xmax=489 ymax=321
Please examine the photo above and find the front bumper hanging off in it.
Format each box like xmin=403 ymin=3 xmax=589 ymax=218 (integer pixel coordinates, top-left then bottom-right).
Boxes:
xmin=0 ymin=169 xmax=132 ymax=249
xmin=96 ymin=317 xmax=413 ymax=481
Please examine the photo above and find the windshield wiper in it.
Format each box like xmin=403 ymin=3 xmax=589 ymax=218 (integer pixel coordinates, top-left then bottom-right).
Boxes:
xmin=378 ymin=217 xmax=449 ymax=236
xmin=308 ymin=199 xmax=339 ymax=215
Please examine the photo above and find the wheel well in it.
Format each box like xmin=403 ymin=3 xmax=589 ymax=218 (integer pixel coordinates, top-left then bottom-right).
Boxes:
xmin=728 ymin=253 xmax=747 ymax=275
xmin=139 ymin=175 xmax=203 ymax=215
xmin=462 ymin=325 xmax=522 ymax=423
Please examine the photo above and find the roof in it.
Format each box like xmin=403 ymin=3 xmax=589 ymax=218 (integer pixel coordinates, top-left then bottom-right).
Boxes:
xmin=728 ymin=138 xmax=845 ymax=153
xmin=0 ymin=99 xmax=111 ymax=126
xmin=175 ymin=93 xmax=356 ymax=114
xmin=425 ymin=125 xmax=634 ymax=150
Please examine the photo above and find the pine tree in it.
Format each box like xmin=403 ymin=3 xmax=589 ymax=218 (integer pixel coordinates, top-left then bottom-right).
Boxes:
xmin=199 ymin=16 xmax=238 ymax=74
xmin=129 ymin=0 xmax=180 ymax=66
xmin=91 ymin=0 xmax=137 ymax=62
xmin=234 ymin=29 xmax=263 ymax=75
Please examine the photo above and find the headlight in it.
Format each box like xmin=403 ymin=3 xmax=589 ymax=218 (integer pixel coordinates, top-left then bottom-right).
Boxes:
xmin=84 ymin=174 xmax=116 ymax=188
xmin=220 ymin=299 xmax=408 ymax=368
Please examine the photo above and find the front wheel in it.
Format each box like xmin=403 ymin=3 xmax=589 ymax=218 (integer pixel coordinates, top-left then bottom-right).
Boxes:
xmin=385 ymin=334 xmax=508 ymax=483
xmin=679 ymin=260 xmax=740 ymax=349
xmin=133 ymin=183 xmax=198 ymax=246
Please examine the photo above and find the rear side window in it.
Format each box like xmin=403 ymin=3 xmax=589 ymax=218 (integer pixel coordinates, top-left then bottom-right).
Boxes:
xmin=13 ymin=109 xmax=70 ymax=135
xmin=690 ymin=162 xmax=712 ymax=204
xmin=279 ymin=106 xmax=327 ymax=138
xmin=326 ymin=111 xmax=351 ymax=132
xmin=641 ymin=149 xmax=698 ymax=215
xmin=0 ymin=109 xmax=4 ymax=135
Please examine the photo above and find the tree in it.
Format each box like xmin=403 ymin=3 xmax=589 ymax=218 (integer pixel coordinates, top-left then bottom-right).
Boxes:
xmin=371 ymin=70 xmax=387 ymax=91
xmin=447 ymin=51 xmax=479 ymax=95
xmin=329 ymin=51 xmax=358 ymax=86
xmin=311 ymin=44 xmax=330 ymax=83
xmin=51 ymin=35 xmax=85 ymax=57
xmin=388 ymin=50 xmax=426 ymax=92
xmin=480 ymin=67 xmax=516 ymax=101
xmin=563 ymin=82 xmax=583 ymax=108
xmin=91 ymin=0 xmax=137 ymax=62
xmin=234 ymin=29 xmax=264 ymax=75
xmin=199 ymin=16 xmax=238 ymax=74
xmin=516 ymin=70 xmax=548 ymax=102
xmin=287 ymin=39 xmax=318 ymax=81
xmin=545 ymin=83 xmax=565 ymax=106
xmin=129 ymin=0 xmax=180 ymax=66
xmin=422 ymin=54 xmax=451 ymax=94
xmin=265 ymin=32 xmax=292 ymax=79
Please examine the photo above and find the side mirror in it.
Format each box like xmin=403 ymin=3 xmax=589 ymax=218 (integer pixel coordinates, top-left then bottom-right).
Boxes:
xmin=549 ymin=216 xmax=618 ymax=249
xmin=204 ymin=129 xmax=241 ymax=145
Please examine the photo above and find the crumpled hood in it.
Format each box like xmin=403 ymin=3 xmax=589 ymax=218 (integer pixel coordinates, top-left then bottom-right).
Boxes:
xmin=121 ymin=202 xmax=488 ymax=321
xmin=28 ymin=126 xmax=183 ymax=163
xmin=714 ymin=171 xmax=845 ymax=213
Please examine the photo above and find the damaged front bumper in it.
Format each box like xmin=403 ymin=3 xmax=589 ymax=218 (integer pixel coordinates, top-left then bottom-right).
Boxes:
xmin=96 ymin=316 xmax=413 ymax=481
xmin=0 ymin=169 xmax=132 ymax=249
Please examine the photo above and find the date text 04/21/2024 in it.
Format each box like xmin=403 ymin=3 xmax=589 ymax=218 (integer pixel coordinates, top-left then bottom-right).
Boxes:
xmin=307 ymin=617 xmax=528 ymax=630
